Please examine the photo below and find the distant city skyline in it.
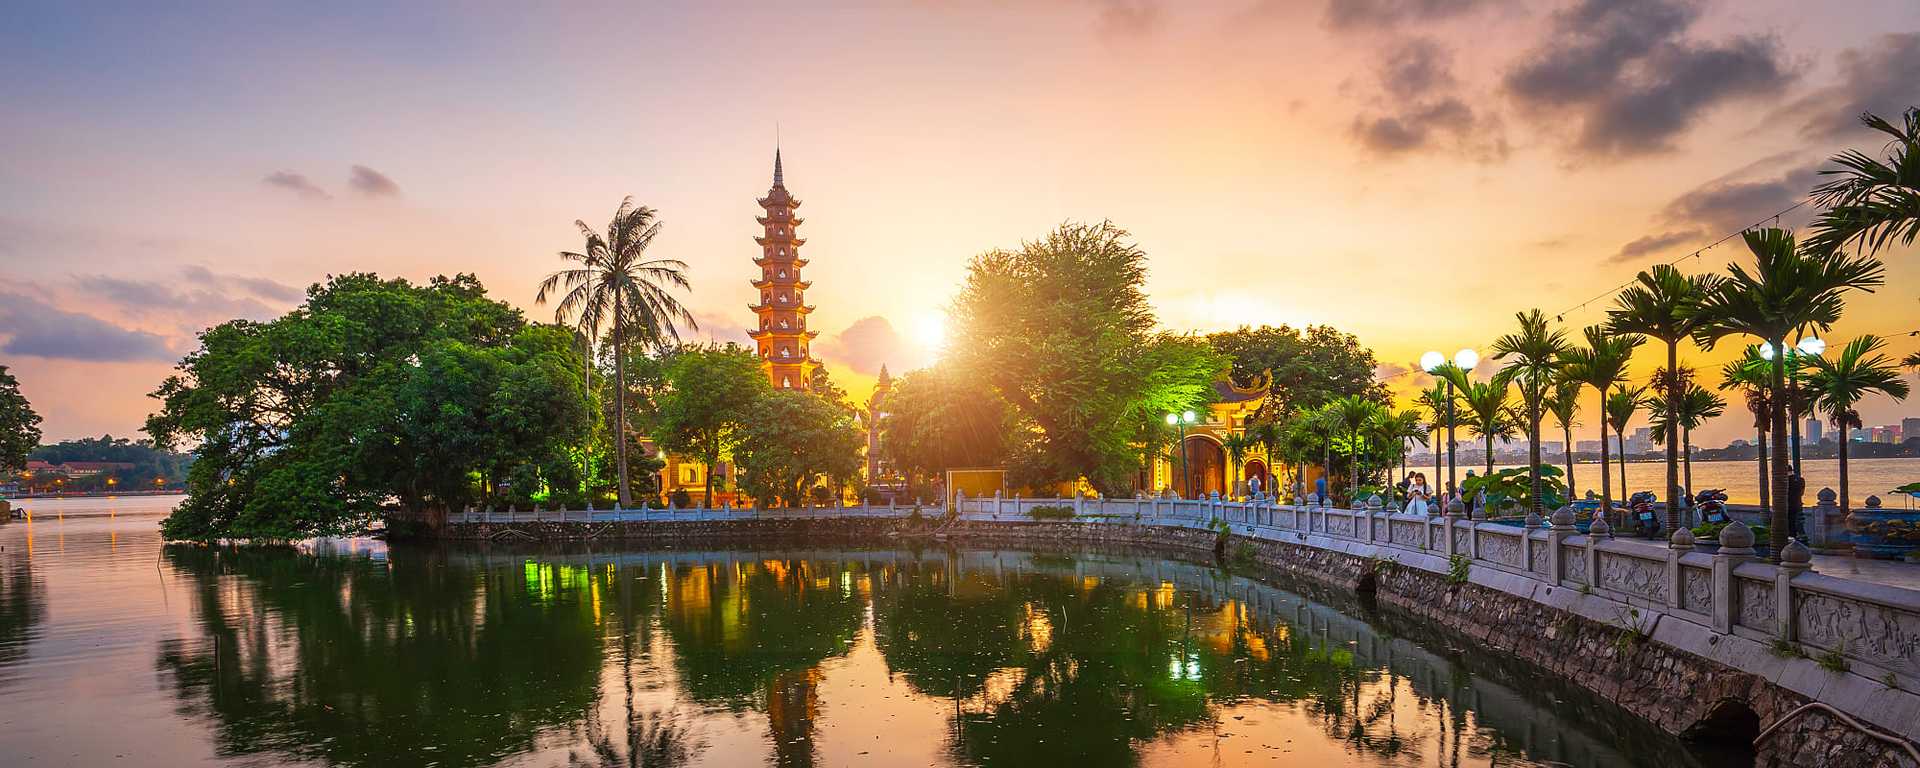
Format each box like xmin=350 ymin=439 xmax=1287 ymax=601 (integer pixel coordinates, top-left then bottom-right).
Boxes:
xmin=2 ymin=1 xmax=1917 ymax=447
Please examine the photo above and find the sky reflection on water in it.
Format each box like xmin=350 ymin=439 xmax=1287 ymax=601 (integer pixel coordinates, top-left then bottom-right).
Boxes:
xmin=0 ymin=496 xmax=1733 ymax=767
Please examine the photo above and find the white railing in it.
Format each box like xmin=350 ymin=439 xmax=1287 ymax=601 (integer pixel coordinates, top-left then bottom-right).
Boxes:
xmin=441 ymin=493 xmax=1920 ymax=689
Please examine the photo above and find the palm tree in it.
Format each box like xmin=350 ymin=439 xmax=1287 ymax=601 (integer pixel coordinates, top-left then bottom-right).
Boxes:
xmin=1804 ymin=335 xmax=1912 ymax=530
xmin=1368 ymin=408 xmax=1427 ymax=502
xmin=1296 ymin=405 xmax=1342 ymax=505
xmin=1559 ymin=326 xmax=1644 ymax=519
xmin=1806 ymin=108 xmax=1920 ymax=258
xmin=1605 ymin=385 xmax=1644 ymax=510
xmin=1222 ymin=432 xmax=1253 ymax=500
xmin=1719 ymin=350 xmax=1776 ymax=512
xmin=1546 ymin=378 xmax=1583 ymax=501
xmin=1438 ymin=367 xmax=1516 ymax=479
xmin=1328 ymin=395 xmax=1385 ymax=505
xmin=1417 ymin=383 xmax=1451 ymax=498
xmin=1492 ymin=309 xmax=1571 ymax=515
xmin=1647 ymin=372 xmax=1726 ymax=508
xmin=1608 ymin=265 xmax=1720 ymax=533
xmin=537 ymin=199 xmax=698 ymax=507
xmin=1695 ymin=227 xmax=1885 ymax=555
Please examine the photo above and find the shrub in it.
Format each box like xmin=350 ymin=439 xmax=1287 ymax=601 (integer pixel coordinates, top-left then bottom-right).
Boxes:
xmin=1028 ymin=505 xmax=1074 ymax=521
xmin=1447 ymin=554 xmax=1471 ymax=584
xmin=669 ymin=489 xmax=693 ymax=509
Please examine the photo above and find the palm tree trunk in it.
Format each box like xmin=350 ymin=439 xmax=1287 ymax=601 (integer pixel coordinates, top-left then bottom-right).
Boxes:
xmin=1563 ymin=423 xmax=1576 ymax=501
xmin=1768 ymin=342 xmax=1792 ymax=556
xmin=1434 ymin=433 xmax=1444 ymax=505
xmin=1616 ymin=428 xmax=1628 ymax=503
xmin=1598 ymin=416 xmax=1612 ymax=520
xmin=1839 ymin=426 xmax=1852 ymax=528
xmin=1664 ymin=340 xmax=1681 ymax=534
xmin=1683 ymin=423 xmax=1695 ymax=519
xmin=1528 ymin=416 xmax=1544 ymax=515
xmin=1349 ymin=432 xmax=1360 ymax=506
xmin=612 ymin=295 xmax=632 ymax=508
xmin=1483 ymin=433 xmax=1493 ymax=477
xmin=1756 ymin=426 xmax=1771 ymax=511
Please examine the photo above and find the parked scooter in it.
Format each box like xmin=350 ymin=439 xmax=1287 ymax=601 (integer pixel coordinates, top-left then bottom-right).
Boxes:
xmin=1695 ymin=489 xmax=1730 ymax=525
xmin=1628 ymin=490 xmax=1661 ymax=539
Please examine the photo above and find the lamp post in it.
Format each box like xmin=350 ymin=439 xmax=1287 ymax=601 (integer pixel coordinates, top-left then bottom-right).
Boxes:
xmin=1166 ymin=410 xmax=1197 ymax=498
xmin=1423 ymin=348 xmax=1477 ymax=501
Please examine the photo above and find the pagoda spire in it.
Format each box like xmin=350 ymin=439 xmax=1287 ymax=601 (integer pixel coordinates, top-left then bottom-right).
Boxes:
xmin=773 ymin=147 xmax=784 ymax=188
xmin=747 ymin=145 xmax=816 ymax=390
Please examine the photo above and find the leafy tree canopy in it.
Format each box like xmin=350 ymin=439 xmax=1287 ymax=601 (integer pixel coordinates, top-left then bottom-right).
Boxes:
xmin=1207 ymin=324 xmax=1383 ymax=416
xmin=733 ymin=390 xmax=865 ymax=507
xmin=146 ymin=273 xmax=588 ymax=540
xmin=949 ymin=221 xmax=1226 ymax=496
xmin=652 ymin=344 xmax=771 ymax=503
xmin=0 ymin=366 xmax=42 ymax=475
xmin=879 ymin=364 xmax=1010 ymax=486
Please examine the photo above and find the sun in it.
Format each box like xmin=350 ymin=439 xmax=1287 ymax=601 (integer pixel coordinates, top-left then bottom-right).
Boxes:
xmin=913 ymin=313 xmax=946 ymax=352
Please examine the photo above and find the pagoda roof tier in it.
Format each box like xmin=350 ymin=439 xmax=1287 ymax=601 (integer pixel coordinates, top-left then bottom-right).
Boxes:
xmin=767 ymin=355 xmax=822 ymax=368
xmin=753 ymin=235 xmax=807 ymax=248
xmin=751 ymin=278 xmax=812 ymax=290
xmin=756 ymin=215 xmax=804 ymax=227
xmin=756 ymin=193 xmax=801 ymax=209
xmin=747 ymin=328 xmax=820 ymax=340
xmin=747 ymin=303 xmax=817 ymax=315
xmin=752 ymin=255 xmax=809 ymax=267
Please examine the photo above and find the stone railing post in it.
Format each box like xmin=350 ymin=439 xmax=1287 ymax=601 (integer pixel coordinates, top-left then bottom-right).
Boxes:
xmin=1586 ymin=516 xmax=1609 ymax=586
xmin=1776 ymin=538 xmax=1813 ymax=640
xmin=1444 ymin=497 xmax=1465 ymax=557
xmin=1547 ymin=506 xmax=1575 ymax=584
xmin=1666 ymin=528 xmax=1692 ymax=609
xmin=1521 ymin=509 xmax=1542 ymax=572
xmin=1809 ymin=488 xmax=1842 ymax=551
xmin=1365 ymin=494 xmax=1383 ymax=541
xmin=993 ymin=489 xmax=1003 ymax=520
xmin=1710 ymin=520 xmax=1757 ymax=633
xmin=957 ymin=490 xmax=969 ymax=519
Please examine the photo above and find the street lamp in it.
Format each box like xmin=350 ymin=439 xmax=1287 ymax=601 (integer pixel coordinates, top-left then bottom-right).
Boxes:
xmin=1425 ymin=348 xmax=1476 ymax=501
xmin=1166 ymin=410 xmax=1198 ymax=498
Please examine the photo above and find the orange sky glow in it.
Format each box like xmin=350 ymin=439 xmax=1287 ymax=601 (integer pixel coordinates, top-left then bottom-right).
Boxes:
xmin=2 ymin=0 xmax=1917 ymax=448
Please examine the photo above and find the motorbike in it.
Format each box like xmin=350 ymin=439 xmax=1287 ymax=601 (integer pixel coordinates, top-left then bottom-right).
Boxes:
xmin=1695 ymin=489 xmax=1730 ymax=525
xmin=1628 ymin=490 xmax=1661 ymax=539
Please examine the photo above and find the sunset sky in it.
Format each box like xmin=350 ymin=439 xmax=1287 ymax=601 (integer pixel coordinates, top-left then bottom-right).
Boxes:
xmin=3 ymin=0 xmax=1918 ymax=447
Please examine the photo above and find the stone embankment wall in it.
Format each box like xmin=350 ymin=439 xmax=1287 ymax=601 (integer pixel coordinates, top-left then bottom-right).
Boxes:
xmin=433 ymin=511 xmax=1917 ymax=768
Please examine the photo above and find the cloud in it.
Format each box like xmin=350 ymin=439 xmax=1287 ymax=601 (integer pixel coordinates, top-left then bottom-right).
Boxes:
xmin=348 ymin=165 xmax=402 ymax=198
xmin=1351 ymin=97 xmax=1508 ymax=161
xmin=1610 ymin=229 xmax=1700 ymax=263
xmin=817 ymin=316 xmax=908 ymax=376
xmin=1092 ymin=0 xmax=1159 ymax=39
xmin=1378 ymin=38 xmax=1456 ymax=99
xmin=1661 ymin=162 xmax=1821 ymax=233
xmin=1504 ymin=0 xmax=1795 ymax=158
xmin=1779 ymin=33 xmax=1920 ymax=141
xmin=0 ymin=292 xmax=174 ymax=362
xmin=74 ymin=266 xmax=297 ymax=324
xmin=1325 ymin=0 xmax=1499 ymax=31
xmin=263 ymin=171 xmax=328 ymax=199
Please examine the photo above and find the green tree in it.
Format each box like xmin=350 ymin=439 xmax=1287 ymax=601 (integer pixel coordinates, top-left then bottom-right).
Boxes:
xmin=1545 ymin=378 xmax=1583 ymax=500
xmin=1437 ymin=367 xmax=1516 ymax=481
xmin=0 ymin=366 xmax=42 ymax=475
xmin=1367 ymin=408 xmax=1426 ymax=498
xmin=1221 ymin=432 xmax=1253 ymax=499
xmin=537 ymin=199 xmax=697 ymax=507
xmin=949 ymin=221 xmax=1224 ymax=495
xmin=1695 ymin=228 xmax=1884 ymax=555
xmin=1417 ymin=382 xmax=1451 ymax=499
xmin=1806 ymin=108 xmax=1920 ymax=258
xmin=654 ymin=344 xmax=771 ymax=506
xmin=1207 ymin=324 xmax=1383 ymax=416
xmin=1558 ymin=326 xmax=1644 ymax=517
xmin=1719 ymin=349 xmax=1776 ymax=512
xmin=879 ymin=365 xmax=1009 ymax=497
xmin=1648 ymin=373 xmax=1725 ymax=503
xmin=1604 ymin=385 xmax=1644 ymax=503
xmin=1607 ymin=265 xmax=1720 ymax=532
xmin=147 ymin=273 xmax=586 ymax=541
xmin=1804 ymin=335 xmax=1911 ymax=524
xmin=1325 ymin=395 xmax=1383 ymax=503
xmin=1492 ymin=309 xmax=1571 ymax=516
xmin=733 ymin=390 xmax=865 ymax=507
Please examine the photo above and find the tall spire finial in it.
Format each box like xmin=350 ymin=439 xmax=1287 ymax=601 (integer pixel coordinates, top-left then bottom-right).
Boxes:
xmin=773 ymin=146 xmax=784 ymax=188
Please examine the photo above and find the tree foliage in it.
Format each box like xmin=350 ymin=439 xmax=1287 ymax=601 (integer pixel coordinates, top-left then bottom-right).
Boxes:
xmin=1208 ymin=324 xmax=1383 ymax=415
xmin=146 ymin=273 xmax=588 ymax=541
xmin=949 ymin=221 xmax=1225 ymax=495
xmin=733 ymin=390 xmax=865 ymax=507
xmin=0 ymin=365 xmax=41 ymax=475
xmin=652 ymin=344 xmax=771 ymax=504
xmin=879 ymin=365 xmax=1009 ymax=489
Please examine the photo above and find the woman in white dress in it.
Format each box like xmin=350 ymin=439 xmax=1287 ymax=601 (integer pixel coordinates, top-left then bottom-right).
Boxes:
xmin=1406 ymin=472 xmax=1431 ymax=516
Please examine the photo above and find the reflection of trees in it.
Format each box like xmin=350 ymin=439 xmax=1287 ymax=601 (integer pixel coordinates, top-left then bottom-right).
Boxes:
xmin=0 ymin=547 xmax=45 ymax=675
xmin=870 ymin=559 xmax=1032 ymax=699
xmin=157 ymin=546 xmax=603 ymax=767
xmin=659 ymin=559 xmax=864 ymax=768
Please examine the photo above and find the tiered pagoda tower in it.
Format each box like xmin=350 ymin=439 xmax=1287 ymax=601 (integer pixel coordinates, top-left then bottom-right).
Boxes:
xmin=747 ymin=149 xmax=820 ymax=390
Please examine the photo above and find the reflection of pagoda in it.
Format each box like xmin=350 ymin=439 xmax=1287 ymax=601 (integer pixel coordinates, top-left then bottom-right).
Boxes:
xmin=747 ymin=149 xmax=820 ymax=390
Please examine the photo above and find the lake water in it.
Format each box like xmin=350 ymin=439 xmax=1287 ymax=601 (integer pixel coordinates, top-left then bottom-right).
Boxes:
xmin=1473 ymin=457 xmax=1920 ymax=506
xmin=0 ymin=495 xmax=1740 ymax=767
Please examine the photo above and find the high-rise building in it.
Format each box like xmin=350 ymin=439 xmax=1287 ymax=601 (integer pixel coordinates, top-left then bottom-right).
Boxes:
xmin=1806 ymin=419 xmax=1823 ymax=444
xmin=747 ymin=149 xmax=820 ymax=390
xmin=1903 ymin=418 xmax=1920 ymax=443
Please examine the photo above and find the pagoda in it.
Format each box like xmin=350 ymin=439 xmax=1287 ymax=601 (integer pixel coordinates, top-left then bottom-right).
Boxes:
xmin=747 ymin=148 xmax=820 ymax=390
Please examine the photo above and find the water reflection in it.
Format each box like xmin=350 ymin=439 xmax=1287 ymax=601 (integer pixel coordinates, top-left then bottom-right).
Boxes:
xmin=143 ymin=543 xmax=1729 ymax=768
xmin=0 ymin=545 xmax=46 ymax=677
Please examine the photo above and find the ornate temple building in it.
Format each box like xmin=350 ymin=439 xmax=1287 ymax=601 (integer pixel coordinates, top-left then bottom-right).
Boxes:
xmin=747 ymin=149 xmax=821 ymax=390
